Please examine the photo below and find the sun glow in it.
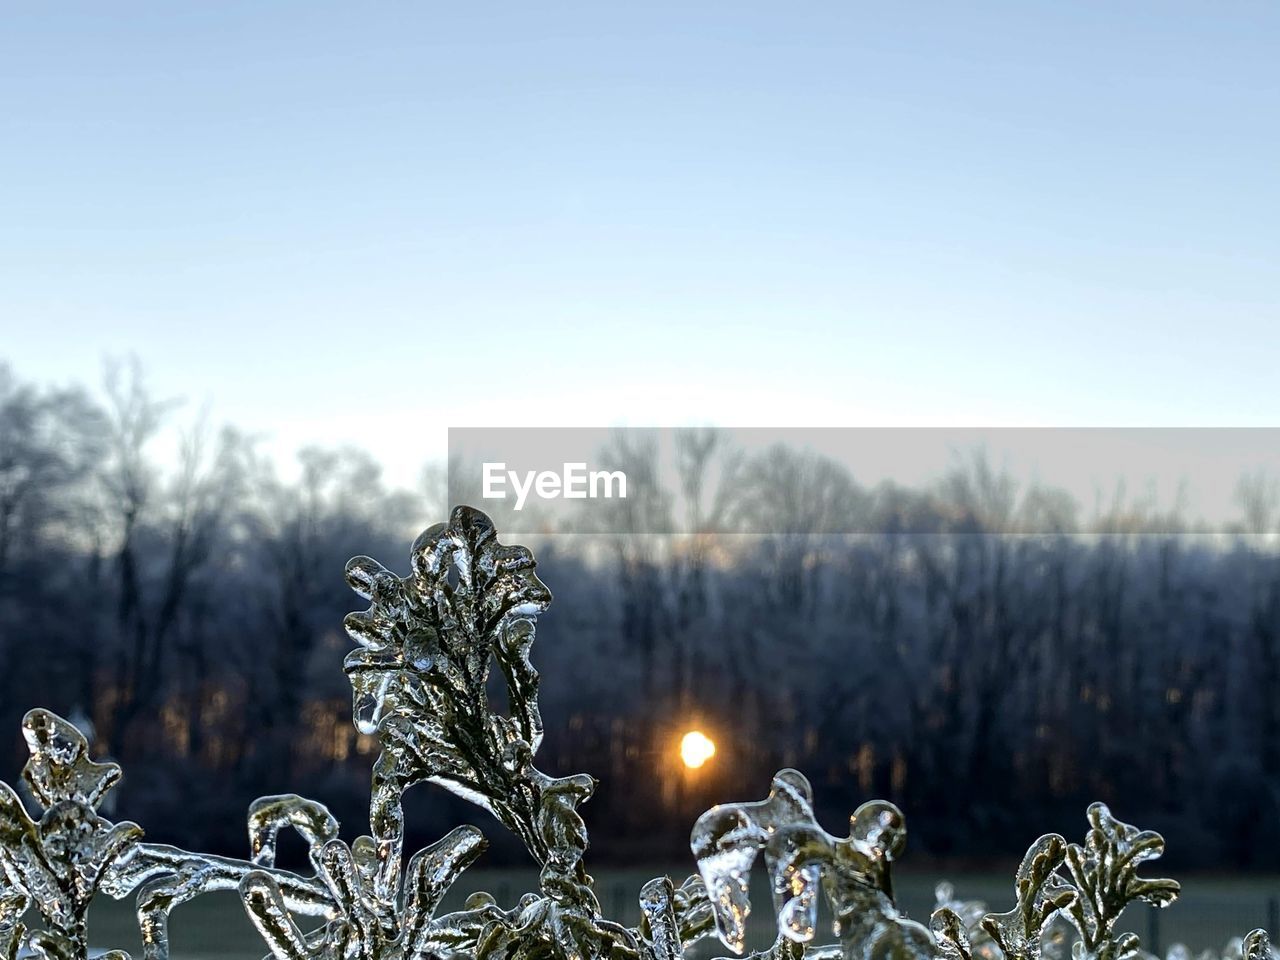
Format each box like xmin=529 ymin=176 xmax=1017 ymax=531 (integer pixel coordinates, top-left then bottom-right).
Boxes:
xmin=680 ymin=730 xmax=716 ymax=769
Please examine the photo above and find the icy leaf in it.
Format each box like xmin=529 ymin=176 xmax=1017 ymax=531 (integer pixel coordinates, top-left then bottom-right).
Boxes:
xmin=241 ymin=871 xmax=313 ymax=960
xmin=401 ymin=825 xmax=487 ymax=935
xmin=931 ymin=908 xmax=972 ymax=960
xmin=980 ymin=834 xmax=1076 ymax=960
xmin=37 ymin=801 xmax=142 ymax=900
xmin=341 ymin=508 xmax=559 ymax=861
xmin=21 ymin=710 xmax=121 ymax=810
xmin=1061 ymin=804 xmax=1179 ymax=958
xmin=932 ymin=880 xmax=997 ymax=958
xmin=0 ymin=887 xmax=29 ymax=960
xmin=639 ymin=877 xmax=681 ymax=960
xmin=1242 ymin=931 xmax=1272 ymax=960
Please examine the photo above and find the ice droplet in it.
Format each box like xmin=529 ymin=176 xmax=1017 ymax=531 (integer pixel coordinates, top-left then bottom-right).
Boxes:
xmin=354 ymin=690 xmax=383 ymax=736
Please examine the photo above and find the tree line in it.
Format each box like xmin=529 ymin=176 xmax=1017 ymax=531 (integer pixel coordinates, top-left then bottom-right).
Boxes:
xmin=1 ymin=361 xmax=1279 ymax=870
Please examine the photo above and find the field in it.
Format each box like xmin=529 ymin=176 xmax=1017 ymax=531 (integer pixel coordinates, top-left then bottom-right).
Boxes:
xmin=82 ymin=869 xmax=1280 ymax=959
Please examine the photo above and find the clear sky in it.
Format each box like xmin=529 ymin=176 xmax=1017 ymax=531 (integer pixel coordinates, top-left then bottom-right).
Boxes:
xmin=2 ymin=2 xmax=1277 ymax=488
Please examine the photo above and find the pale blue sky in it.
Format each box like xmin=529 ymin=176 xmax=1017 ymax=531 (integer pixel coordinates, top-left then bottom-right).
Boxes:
xmin=2 ymin=3 xmax=1277 ymax=486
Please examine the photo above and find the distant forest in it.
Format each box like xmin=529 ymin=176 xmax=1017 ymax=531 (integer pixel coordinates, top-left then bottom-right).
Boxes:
xmin=2 ymin=360 xmax=1280 ymax=871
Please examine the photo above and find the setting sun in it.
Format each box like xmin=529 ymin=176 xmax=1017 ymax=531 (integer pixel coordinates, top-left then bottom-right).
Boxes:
xmin=680 ymin=730 xmax=716 ymax=769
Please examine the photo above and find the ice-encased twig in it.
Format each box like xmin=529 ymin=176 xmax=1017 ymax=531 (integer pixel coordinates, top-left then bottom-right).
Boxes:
xmin=1059 ymin=803 xmax=1179 ymax=960
xmin=691 ymin=768 xmax=934 ymax=960
xmin=337 ymin=509 xmax=626 ymax=951
xmin=0 ymin=710 xmax=145 ymax=959
xmin=102 ymin=841 xmax=336 ymax=960
xmin=976 ymin=834 xmax=1076 ymax=960
xmin=341 ymin=508 xmax=563 ymax=877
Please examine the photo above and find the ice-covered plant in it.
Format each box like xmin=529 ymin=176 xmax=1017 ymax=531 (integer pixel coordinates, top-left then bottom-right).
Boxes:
xmin=0 ymin=709 xmax=140 ymax=960
xmin=691 ymin=768 xmax=933 ymax=960
xmin=1059 ymin=804 xmax=1180 ymax=960
xmin=0 ymin=507 xmax=1271 ymax=960
xmin=972 ymin=835 xmax=1077 ymax=960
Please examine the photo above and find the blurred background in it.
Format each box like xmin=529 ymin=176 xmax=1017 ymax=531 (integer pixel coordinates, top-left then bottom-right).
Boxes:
xmin=2 ymin=1 xmax=1279 ymax=953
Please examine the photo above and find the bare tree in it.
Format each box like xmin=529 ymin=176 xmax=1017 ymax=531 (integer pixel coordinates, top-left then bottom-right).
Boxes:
xmin=1236 ymin=469 xmax=1280 ymax=536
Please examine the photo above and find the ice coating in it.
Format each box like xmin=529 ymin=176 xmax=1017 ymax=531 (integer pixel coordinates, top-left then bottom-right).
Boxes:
xmin=0 ymin=709 xmax=142 ymax=959
xmin=690 ymin=768 xmax=816 ymax=951
xmin=692 ymin=768 xmax=934 ymax=960
xmin=0 ymin=507 xmax=1271 ymax=960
